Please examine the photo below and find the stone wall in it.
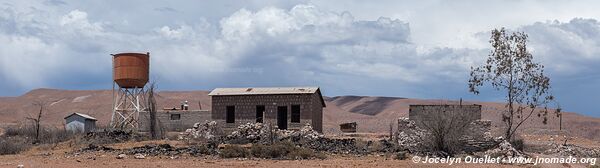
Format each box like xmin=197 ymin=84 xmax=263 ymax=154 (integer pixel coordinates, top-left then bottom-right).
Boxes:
xmin=139 ymin=110 xmax=212 ymax=132
xmin=397 ymin=117 xmax=495 ymax=153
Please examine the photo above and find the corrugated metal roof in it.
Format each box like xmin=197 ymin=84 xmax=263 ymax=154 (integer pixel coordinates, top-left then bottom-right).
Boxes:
xmin=208 ymin=87 xmax=320 ymax=96
xmin=208 ymin=86 xmax=326 ymax=107
xmin=64 ymin=112 xmax=97 ymax=120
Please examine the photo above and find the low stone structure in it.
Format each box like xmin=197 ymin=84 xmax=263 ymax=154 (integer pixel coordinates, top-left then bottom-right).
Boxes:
xmin=397 ymin=117 xmax=496 ymax=153
xmin=138 ymin=110 xmax=211 ymax=132
xmin=409 ymin=104 xmax=482 ymax=127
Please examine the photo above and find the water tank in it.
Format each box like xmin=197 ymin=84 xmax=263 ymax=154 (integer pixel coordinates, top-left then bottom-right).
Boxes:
xmin=112 ymin=52 xmax=149 ymax=88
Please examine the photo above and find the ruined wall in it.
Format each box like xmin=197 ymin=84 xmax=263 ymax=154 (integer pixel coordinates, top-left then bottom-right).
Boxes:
xmin=409 ymin=104 xmax=482 ymax=128
xmin=139 ymin=110 xmax=211 ymax=132
xmin=211 ymin=93 xmax=324 ymax=133
xmin=396 ymin=117 xmax=495 ymax=153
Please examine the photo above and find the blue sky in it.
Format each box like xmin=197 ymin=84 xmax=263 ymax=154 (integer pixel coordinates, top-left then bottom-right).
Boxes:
xmin=0 ymin=0 xmax=599 ymax=117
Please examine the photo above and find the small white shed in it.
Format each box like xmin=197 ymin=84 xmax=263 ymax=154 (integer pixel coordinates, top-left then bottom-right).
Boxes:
xmin=64 ymin=113 xmax=97 ymax=133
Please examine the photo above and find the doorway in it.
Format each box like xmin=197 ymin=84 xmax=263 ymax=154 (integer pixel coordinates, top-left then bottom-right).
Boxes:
xmin=277 ymin=106 xmax=288 ymax=130
xmin=256 ymin=105 xmax=265 ymax=123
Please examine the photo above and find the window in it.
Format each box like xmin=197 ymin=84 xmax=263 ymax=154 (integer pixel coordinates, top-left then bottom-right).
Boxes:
xmin=256 ymin=105 xmax=265 ymax=123
xmin=291 ymin=105 xmax=300 ymax=123
xmin=226 ymin=106 xmax=235 ymax=123
xmin=170 ymin=114 xmax=181 ymax=120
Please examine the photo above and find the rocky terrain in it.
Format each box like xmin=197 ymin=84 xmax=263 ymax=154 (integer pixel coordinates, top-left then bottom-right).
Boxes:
xmin=0 ymin=88 xmax=599 ymax=142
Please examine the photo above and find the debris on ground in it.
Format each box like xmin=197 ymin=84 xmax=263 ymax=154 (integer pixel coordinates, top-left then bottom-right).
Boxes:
xmin=134 ymin=153 xmax=145 ymax=159
xmin=116 ymin=154 xmax=126 ymax=159
xmin=84 ymin=129 xmax=141 ymax=144
xmin=226 ymin=122 xmax=269 ymax=143
xmin=125 ymin=144 xmax=215 ymax=156
xmin=395 ymin=118 xmax=428 ymax=152
xmin=180 ymin=121 xmax=219 ymax=140
xmin=480 ymin=140 xmax=525 ymax=159
xmin=544 ymin=143 xmax=600 ymax=158
xmin=79 ymin=144 xmax=115 ymax=152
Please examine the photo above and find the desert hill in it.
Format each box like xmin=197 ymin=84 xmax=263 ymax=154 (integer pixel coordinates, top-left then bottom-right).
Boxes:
xmin=1 ymin=88 xmax=598 ymax=141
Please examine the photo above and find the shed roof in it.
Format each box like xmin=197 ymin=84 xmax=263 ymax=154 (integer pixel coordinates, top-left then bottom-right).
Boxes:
xmin=64 ymin=112 xmax=97 ymax=121
xmin=208 ymin=86 xmax=326 ymax=107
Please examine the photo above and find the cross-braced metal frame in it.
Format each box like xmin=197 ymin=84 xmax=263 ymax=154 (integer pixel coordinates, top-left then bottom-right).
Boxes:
xmin=110 ymin=83 xmax=147 ymax=130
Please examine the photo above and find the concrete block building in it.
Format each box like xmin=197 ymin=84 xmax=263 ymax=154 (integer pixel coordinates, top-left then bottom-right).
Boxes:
xmin=209 ymin=87 xmax=326 ymax=133
xmin=139 ymin=110 xmax=211 ymax=132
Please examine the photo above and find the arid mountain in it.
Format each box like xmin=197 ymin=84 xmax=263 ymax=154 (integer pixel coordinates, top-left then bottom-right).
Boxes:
xmin=1 ymin=88 xmax=599 ymax=141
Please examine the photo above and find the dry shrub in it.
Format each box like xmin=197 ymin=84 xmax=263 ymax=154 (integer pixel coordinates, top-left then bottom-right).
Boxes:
xmin=510 ymin=134 xmax=525 ymax=151
xmin=250 ymin=141 xmax=325 ymax=159
xmin=219 ymin=145 xmax=249 ymax=158
xmin=3 ymin=125 xmax=75 ymax=144
xmin=0 ymin=136 xmax=31 ymax=155
xmin=394 ymin=151 xmax=408 ymax=160
xmin=0 ymin=124 xmax=79 ymax=155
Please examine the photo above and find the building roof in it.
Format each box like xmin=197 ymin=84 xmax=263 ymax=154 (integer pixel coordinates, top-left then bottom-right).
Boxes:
xmin=208 ymin=86 xmax=326 ymax=107
xmin=64 ymin=112 xmax=97 ymax=121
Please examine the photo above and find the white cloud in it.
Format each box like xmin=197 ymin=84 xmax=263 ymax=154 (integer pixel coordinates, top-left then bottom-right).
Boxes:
xmin=520 ymin=19 xmax=600 ymax=75
xmin=0 ymin=1 xmax=599 ymax=116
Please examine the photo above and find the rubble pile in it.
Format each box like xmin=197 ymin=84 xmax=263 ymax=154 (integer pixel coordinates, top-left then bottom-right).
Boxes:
xmin=126 ymin=144 xmax=215 ymax=156
xmin=180 ymin=121 xmax=219 ymax=140
xmin=277 ymin=124 xmax=324 ymax=141
xmin=481 ymin=140 xmax=525 ymax=158
xmin=395 ymin=118 xmax=428 ymax=152
xmin=221 ymin=122 xmax=358 ymax=154
xmin=223 ymin=123 xmax=324 ymax=144
xmin=79 ymin=144 xmax=115 ymax=152
xmin=544 ymin=143 xmax=600 ymax=158
xmin=226 ymin=122 xmax=269 ymax=143
xmin=78 ymin=143 xmax=215 ymax=156
xmin=84 ymin=129 xmax=139 ymax=144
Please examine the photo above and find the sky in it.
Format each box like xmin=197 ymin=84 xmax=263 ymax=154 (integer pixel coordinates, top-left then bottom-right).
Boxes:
xmin=0 ymin=0 xmax=599 ymax=117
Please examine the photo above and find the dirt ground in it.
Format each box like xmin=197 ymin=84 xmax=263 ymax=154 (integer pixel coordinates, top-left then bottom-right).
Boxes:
xmin=0 ymin=135 xmax=597 ymax=168
xmin=0 ymin=152 xmax=526 ymax=168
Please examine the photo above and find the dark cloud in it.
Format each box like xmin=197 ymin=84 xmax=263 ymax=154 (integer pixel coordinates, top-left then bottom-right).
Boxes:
xmin=0 ymin=1 xmax=598 ymax=117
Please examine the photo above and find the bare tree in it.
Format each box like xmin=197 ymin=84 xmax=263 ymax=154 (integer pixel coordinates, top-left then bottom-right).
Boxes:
xmin=147 ymin=82 xmax=159 ymax=139
xmin=26 ymin=100 xmax=50 ymax=143
xmin=469 ymin=28 xmax=560 ymax=141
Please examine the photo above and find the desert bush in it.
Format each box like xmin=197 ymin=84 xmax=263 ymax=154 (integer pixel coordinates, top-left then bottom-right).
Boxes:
xmin=250 ymin=141 xmax=324 ymax=159
xmin=394 ymin=151 xmax=408 ymax=160
xmin=4 ymin=125 xmax=36 ymax=137
xmin=0 ymin=136 xmax=31 ymax=155
xmin=251 ymin=143 xmax=290 ymax=158
xmin=3 ymin=125 xmax=76 ymax=145
xmin=187 ymin=145 xmax=214 ymax=156
xmin=510 ymin=135 xmax=525 ymax=151
xmin=418 ymin=106 xmax=473 ymax=156
xmin=219 ymin=145 xmax=249 ymax=158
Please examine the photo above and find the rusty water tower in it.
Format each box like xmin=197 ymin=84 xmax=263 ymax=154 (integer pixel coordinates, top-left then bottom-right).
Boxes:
xmin=110 ymin=52 xmax=150 ymax=129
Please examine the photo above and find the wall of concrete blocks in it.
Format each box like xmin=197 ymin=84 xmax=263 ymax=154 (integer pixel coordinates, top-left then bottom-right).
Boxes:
xmin=211 ymin=93 xmax=323 ymax=133
xmin=408 ymin=104 xmax=482 ymax=127
xmin=138 ymin=110 xmax=212 ymax=132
